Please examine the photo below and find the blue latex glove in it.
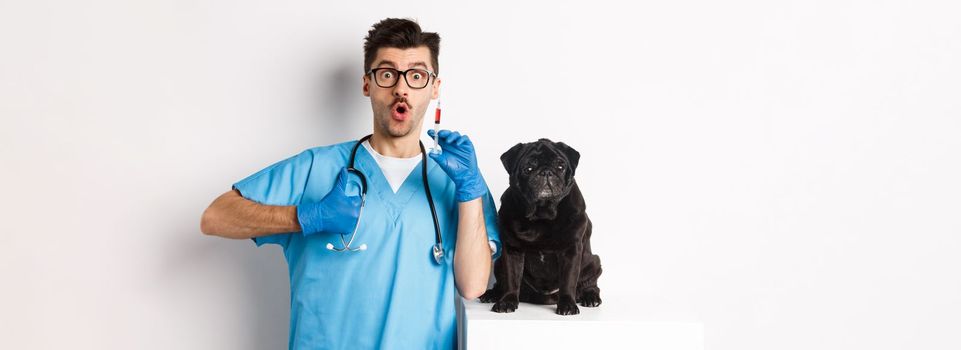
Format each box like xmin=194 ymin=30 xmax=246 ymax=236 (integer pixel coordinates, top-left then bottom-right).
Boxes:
xmin=427 ymin=129 xmax=489 ymax=202
xmin=296 ymin=168 xmax=362 ymax=236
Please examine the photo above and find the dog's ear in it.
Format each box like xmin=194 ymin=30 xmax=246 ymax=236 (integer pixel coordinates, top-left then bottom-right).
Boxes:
xmin=500 ymin=143 xmax=526 ymax=174
xmin=554 ymin=141 xmax=580 ymax=175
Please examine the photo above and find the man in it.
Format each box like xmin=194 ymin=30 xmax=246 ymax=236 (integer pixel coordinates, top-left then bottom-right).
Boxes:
xmin=200 ymin=18 xmax=500 ymax=349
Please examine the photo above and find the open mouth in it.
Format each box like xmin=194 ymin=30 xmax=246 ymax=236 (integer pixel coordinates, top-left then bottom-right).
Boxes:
xmin=391 ymin=102 xmax=409 ymax=121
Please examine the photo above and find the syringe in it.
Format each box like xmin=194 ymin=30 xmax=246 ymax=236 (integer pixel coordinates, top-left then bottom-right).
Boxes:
xmin=430 ymin=100 xmax=442 ymax=154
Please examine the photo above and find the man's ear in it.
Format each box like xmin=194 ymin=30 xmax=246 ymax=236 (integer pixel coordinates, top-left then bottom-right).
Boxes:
xmin=431 ymin=77 xmax=441 ymax=99
xmin=500 ymin=143 xmax=526 ymax=174
xmin=554 ymin=141 xmax=580 ymax=175
xmin=362 ymin=75 xmax=370 ymax=97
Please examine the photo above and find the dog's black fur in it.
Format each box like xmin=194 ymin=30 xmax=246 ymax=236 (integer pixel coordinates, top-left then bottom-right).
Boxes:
xmin=478 ymin=138 xmax=602 ymax=315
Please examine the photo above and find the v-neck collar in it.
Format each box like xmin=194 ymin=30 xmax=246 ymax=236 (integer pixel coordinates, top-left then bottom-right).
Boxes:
xmin=353 ymin=142 xmax=436 ymax=215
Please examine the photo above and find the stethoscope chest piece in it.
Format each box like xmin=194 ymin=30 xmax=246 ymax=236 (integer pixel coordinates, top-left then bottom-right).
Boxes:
xmin=432 ymin=243 xmax=444 ymax=264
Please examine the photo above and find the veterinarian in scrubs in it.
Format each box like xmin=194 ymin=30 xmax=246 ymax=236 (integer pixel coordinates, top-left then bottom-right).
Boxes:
xmin=200 ymin=18 xmax=501 ymax=350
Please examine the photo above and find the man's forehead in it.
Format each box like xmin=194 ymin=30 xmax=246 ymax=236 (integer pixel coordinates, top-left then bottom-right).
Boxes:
xmin=373 ymin=47 xmax=433 ymax=70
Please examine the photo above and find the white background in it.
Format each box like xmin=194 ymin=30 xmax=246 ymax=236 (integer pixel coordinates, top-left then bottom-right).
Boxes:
xmin=2 ymin=0 xmax=959 ymax=349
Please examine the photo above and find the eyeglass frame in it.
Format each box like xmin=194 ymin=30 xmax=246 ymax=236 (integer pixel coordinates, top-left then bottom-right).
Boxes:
xmin=365 ymin=67 xmax=438 ymax=89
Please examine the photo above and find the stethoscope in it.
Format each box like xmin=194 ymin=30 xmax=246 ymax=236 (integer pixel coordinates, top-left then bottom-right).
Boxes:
xmin=326 ymin=134 xmax=445 ymax=265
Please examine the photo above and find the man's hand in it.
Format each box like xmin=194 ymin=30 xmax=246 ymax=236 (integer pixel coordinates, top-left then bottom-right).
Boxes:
xmin=427 ymin=129 xmax=489 ymax=202
xmin=296 ymin=168 xmax=362 ymax=236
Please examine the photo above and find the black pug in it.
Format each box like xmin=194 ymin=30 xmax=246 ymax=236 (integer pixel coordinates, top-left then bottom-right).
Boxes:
xmin=478 ymin=138 xmax=602 ymax=315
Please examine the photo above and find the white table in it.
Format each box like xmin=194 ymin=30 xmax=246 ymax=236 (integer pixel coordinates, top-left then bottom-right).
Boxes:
xmin=457 ymin=294 xmax=703 ymax=350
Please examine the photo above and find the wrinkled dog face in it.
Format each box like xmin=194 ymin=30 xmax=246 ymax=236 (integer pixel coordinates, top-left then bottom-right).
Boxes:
xmin=501 ymin=139 xmax=581 ymax=215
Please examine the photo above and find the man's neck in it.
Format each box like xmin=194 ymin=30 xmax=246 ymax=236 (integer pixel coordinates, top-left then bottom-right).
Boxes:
xmin=369 ymin=129 xmax=422 ymax=158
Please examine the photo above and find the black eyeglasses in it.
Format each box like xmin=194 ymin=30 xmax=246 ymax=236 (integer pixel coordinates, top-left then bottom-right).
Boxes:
xmin=366 ymin=68 xmax=437 ymax=89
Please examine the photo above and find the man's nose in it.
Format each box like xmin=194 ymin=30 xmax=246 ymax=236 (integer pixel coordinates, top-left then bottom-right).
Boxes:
xmin=392 ymin=79 xmax=410 ymax=97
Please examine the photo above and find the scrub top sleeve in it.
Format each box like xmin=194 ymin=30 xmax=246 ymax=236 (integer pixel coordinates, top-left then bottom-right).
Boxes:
xmin=231 ymin=149 xmax=315 ymax=249
xmin=250 ymin=232 xmax=291 ymax=247
xmin=481 ymin=191 xmax=502 ymax=260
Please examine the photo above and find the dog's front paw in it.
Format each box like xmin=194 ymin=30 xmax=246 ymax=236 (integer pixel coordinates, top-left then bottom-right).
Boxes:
xmin=577 ymin=291 xmax=602 ymax=307
xmin=478 ymin=289 xmax=499 ymax=303
xmin=491 ymin=299 xmax=518 ymax=313
xmin=556 ymin=299 xmax=580 ymax=315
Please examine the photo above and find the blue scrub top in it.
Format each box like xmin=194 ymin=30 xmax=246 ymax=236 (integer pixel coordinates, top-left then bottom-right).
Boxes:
xmin=232 ymin=139 xmax=502 ymax=350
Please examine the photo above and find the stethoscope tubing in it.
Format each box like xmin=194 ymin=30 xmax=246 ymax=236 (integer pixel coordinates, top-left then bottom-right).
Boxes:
xmin=328 ymin=134 xmax=444 ymax=264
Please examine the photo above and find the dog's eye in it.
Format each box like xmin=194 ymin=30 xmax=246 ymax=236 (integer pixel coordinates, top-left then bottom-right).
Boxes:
xmin=557 ymin=165 xmax=564 ymax=170
xmin=525 ymin=167 xmax=533 ymax=173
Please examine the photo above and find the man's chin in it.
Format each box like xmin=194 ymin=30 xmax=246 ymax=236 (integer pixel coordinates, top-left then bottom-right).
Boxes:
xmin=387 ymin=123 xmax=414 ymax=138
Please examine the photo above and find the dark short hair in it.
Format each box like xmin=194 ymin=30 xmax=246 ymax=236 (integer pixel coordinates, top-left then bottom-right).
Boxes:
xmin=363 ymin=18 xmax=441 ymax=75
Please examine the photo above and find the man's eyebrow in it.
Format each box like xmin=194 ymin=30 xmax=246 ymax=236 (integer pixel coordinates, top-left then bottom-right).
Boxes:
xmin=407 ymin=61 xmax=430 ymax=70
xmin=375 ymin=60 xmax=397 ymax=68
xmin=375 ymin=60 xmax=431 ymax=70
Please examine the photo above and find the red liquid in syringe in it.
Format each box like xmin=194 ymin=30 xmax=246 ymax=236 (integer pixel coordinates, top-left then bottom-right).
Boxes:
xmin=431 ymin=100 xmax=442 ymax=154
